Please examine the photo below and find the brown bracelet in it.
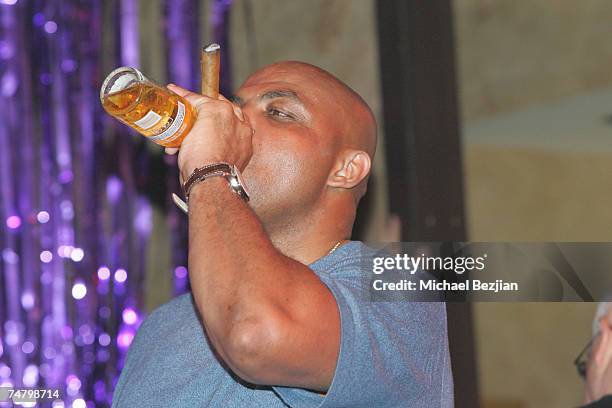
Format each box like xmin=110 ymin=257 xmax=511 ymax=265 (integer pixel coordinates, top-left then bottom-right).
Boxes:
xmin=182 ymin=163 xmax=233 ymax=202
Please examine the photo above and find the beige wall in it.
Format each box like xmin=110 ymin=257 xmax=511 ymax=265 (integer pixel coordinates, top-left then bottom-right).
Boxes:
xmin=454 ymin=0 xmax=612 ymax=122
xmin=475 ymin=303 xmax=595 ymax=408
xmin=465 ymin=146 xmax=612 ymax=241
xmin=456 ymin=1 xmax=612 ymax=406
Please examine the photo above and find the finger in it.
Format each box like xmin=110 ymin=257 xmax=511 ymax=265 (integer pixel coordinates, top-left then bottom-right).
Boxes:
xmin=167 ymin=84 xmax=215 ymax=110
xmin=183 ymin=94 xmax=215 ymax=110
xmin=167 ymin=83 xmax=203 ymax=100
xmin=217 ymin=93 xmax=245 ymax=121
xmin=168 ymin=85 xmax=240 ymax=119
xmin=165 ymin=147 xmax=179 ymax=155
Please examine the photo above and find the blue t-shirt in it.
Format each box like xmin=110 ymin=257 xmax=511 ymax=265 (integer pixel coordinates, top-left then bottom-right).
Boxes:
xmin=112 ymin=241 xmax=454 ymax=407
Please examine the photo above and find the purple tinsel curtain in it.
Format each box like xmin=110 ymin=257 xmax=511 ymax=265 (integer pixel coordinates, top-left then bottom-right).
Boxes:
xmin=0 ymin=0 xmax=232 ymax=406
xmin=163 ymin=0 xmax=200 ymax=296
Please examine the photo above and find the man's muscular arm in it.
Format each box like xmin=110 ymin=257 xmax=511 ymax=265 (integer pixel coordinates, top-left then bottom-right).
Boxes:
xmin=167 ymin=84 xmax=341 ymax=392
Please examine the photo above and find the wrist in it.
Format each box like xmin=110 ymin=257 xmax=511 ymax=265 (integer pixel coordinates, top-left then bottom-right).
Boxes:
xmin=188 ymin=176 xmax=226 ymax=200
xmin=181 ymin=157 xmax=227 ymax=182
xmin=182 ymin=162 xmax=251 ymax=204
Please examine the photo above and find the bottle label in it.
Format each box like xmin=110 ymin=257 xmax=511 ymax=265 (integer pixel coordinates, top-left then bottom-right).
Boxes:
xmin=134 ymin=110 xmax=162 ymax=130
xmin=149 ymin=101 xmax=186 ymax=142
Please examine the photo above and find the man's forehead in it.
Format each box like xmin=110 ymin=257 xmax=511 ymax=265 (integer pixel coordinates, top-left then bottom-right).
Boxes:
xmin=238 ymin=79 xmax=301 ymax=95
xmin=238 ymin=64 xmax=337 ymax=96
xmin=237 ymin=80 xmax=344 ymax=112
xmin=238 ymin=70 xmax=313 ymax=95
xmin=235 ymin=62 xmax=370 ymax=119
xmin=243 ymin=63 xmax=324 ymax=85
xmin=235 ymin=76 xmax=330 ymax=110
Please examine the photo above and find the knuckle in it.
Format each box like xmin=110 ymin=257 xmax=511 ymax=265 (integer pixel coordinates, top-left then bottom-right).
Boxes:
xmin=184 ymin=94 xmax=202 ymax=103
xmin=190 ymin=99 xmax=208 ymax=110
xmin=207 ymin=101 xmax=225 ymax=114
xmin=219 ymin=102 xmax=234 ymax=114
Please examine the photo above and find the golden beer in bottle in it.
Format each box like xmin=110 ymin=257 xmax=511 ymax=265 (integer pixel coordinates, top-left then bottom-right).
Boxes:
xmin=100 ymin=67 xmax=196 ymax=147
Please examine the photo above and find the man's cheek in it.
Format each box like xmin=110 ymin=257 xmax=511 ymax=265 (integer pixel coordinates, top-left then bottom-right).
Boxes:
xmin=243 ymin=149 xmax=290 ymax=193
xmin=248 ymin=135 xmax=322 ymax=193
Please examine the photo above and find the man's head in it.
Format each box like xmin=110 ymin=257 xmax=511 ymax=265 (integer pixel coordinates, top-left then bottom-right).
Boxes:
xmin=232 ymin=61 xmax=377 ymax=234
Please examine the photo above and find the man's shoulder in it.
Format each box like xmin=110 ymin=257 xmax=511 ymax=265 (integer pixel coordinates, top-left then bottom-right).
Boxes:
xmin=312 ymin=241 xmax=444 ymax=302
xmin=125 ymin=293 xmax=205 ymax=362
xmin=149 ymin=292 xmax=193 ymax=317
xmin=310 ymin=240 xmax=378 ymax=276
xmin=138 ymin=293 xmax=196 ymax=334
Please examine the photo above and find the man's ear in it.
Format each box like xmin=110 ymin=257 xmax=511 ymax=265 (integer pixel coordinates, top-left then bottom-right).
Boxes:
xmin=327 ymin=150 xmax=371 ymax=189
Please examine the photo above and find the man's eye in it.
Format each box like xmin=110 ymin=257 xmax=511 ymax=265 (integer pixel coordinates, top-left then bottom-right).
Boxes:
xmin=266 ymin=108 xmax=292 ymax=119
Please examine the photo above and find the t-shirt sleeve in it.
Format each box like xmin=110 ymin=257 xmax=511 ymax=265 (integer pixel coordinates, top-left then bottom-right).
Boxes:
xmin=111 ymin=308 xmax=160 ymax=406
xmin=272 ymin=263 xmax=454 ymax=408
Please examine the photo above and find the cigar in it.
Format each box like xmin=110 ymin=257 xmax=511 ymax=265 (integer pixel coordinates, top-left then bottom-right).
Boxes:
xmin=201 ymin=43 xmax=221 ymax=98
xmin=172 ymin=43 xmax=223 ymax=216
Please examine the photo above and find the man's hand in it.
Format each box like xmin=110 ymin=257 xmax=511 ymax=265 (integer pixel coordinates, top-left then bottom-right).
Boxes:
xmin=164 ymin=84 xmax=253 ymax=183
xmin=585 ymin=307 xmax=612 ymax=404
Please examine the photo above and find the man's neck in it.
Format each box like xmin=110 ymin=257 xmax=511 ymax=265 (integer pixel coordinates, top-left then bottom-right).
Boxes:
xmin=266 ymin=218 xmax=351 ymax=265
xmin=263 ymin=197 xmax=356 ymax=264
xmin=273 ymin=234 xmax=348 ymax=265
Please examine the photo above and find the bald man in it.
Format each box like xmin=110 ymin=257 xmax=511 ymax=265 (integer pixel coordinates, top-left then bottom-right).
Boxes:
xmin=112 ymin=62 xmax=454 ymax=408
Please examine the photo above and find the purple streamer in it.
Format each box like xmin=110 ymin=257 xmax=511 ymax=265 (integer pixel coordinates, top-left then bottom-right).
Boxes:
xmin=163 ymin=0 xmax=200 ymax=295
xmin=120 ymin=0 xmax=139 ymax=67
xmin=212 ymin=0 xmax=233 ymax=94
xmin=0 ymin=0 xmax=228 ymax=405
xmin=0 ymin=0 xmax=26 ymax=387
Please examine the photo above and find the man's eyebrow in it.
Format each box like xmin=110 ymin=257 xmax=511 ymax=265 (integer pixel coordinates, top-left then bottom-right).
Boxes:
xmin=258 ymin=89 xmax=301 ymax=103
xmin=229 ymin=90 xmax=303 ymax=107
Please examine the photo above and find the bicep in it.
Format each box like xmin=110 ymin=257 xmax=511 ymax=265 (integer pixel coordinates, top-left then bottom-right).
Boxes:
xmin=249 ymin=269 xmax=341 ymax=391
